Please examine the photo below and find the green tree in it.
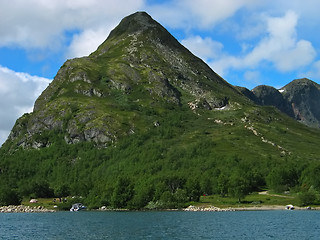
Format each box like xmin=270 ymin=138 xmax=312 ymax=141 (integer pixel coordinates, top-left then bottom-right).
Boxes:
xmin=0 ymin=185 xmax=22 ymax=206
xmin=228 ymin=174 xmax=250 ymax=202
xmin=111 ymin=177 xmax=134 ymax=208
xmin=185 ymin=178 xmax=201 ymax=202
xmin=217 ymin=173 xmax=229 ymax=197
xmin=129 ymin=182 xmax=154 ymax=209
xmin=164 ymin=175 xmax=185 ymax=193
xmin=54 ymin=184 xmax=70 ymax=199
xmin=161 ymin=190 xmax=174 ymax=202
xmin=31 ymin=182 xmax=54 ymax=198
xmin=298 ymin=188 xmax=317 ymax=206
xmin=301 ymin=163 xmax=320 ymax=191
xmin=173 ymin=189 xmax=187 ymax=207
xmin=266 ymin=166 xmax=298 ymax=193
xmin=159 ymin=191 xmax=175 ymax=208
xmin=200 ymin=175 xmax=213 ymax=195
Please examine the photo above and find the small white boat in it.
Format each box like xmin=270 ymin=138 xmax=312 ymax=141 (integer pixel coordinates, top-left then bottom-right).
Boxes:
xmin=285 ymin=204 xmax=294 ymax=210
xmin=70 ymin=203 xmax=86 ymax=211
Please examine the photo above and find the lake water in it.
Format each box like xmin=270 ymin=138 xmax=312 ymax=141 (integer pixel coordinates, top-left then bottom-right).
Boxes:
xmin=1 ymin=210 xmax=320 ymax=239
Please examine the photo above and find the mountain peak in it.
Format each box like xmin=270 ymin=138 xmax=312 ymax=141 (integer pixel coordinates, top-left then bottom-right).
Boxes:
xmin=11 ymin=11 xmax=245 ymax=149
xmin=94 ymin=11 xmax=181 ymax=56
xmin=282 ymin=78 xmax=320 ymax=91
xmin=107 ymin=11 xmax=160 ymax=39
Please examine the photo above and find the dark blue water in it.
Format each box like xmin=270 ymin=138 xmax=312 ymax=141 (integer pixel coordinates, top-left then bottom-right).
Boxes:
xmin=0 ymin=211 xmax=320 ymax=239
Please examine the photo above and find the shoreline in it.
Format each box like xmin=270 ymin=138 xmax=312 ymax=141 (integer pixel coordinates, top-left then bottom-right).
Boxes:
xmin=183 ymin=205 xmax=318 ymax=212
xmin=0 ymin=205 xmax=55 ymax=213
xmin=1 ymin=204 xmax=318 ymax=213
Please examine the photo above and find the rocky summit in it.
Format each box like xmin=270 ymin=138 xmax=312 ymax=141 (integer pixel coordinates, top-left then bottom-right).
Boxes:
xmin=280 ymin=78 xmax=320 ymax=128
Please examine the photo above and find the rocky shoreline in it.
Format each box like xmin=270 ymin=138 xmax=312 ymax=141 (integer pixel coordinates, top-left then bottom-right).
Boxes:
xmin=184 ymin=205 xmax=317 ymax=212
xmin=1 ymin=204 xmax=316 ymax=213
xmin=184 ymin=205 xmax=235 ymax=212
xmin=0 ymin=205 xmax=55 ymax=213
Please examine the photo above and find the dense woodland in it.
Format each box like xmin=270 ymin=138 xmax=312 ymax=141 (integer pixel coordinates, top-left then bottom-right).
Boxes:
xmin=1 ymin=118 xmax=320 ymax=209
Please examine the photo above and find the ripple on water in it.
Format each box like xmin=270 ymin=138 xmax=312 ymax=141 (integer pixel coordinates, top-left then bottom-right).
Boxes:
xmin=0 ymin=211 xmax=320 ymax=239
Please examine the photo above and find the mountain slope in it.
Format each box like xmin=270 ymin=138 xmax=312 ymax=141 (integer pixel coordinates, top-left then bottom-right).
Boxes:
xmin=1 ymin=12 xmax=320 ymax=209
xmin=8 ymin=11 xmax=247 ymax=149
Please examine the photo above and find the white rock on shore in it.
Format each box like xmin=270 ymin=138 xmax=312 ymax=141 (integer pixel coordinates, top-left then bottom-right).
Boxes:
xmin=0 ymin=205 xmax=55 ymax=213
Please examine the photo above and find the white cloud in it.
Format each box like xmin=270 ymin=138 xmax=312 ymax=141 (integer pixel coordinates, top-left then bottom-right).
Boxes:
xmin=0 ymin=130 xmax=10 ymax=147
xmin=0 ymin=66 xmax=50 ymax=145
xmin=263 ymin=0 xmax=320 ymax=20
xmin=212 ymin=11 xmax=316 ymax=76
xmin=244 ymin=71 xmax=261 ymax=86
xmin=0 ymin=0 xmax=144 ymax=51
xmin=302 ymin=60 xmax=320 ymax=80
xmin=148 ymin=0 xmax=257 ymax=30
xmin=183 ymin=0 xmax=257 ymax=28
xmin=181 ymin=36 xmax=223 ymax=61
xmin=66 ymin=0 xmax=253 ymax=59
xmin=272 ymin=40 xmax=315 ymax=72
xmin=241 ymin=71 xmax=262 ymax=89
xmin=67 ymin=27 xmax=111 ymax=58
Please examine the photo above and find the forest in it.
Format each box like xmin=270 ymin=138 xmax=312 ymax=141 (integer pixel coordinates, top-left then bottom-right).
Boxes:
xmin=1 ymin=123 xmax=320 ymax=209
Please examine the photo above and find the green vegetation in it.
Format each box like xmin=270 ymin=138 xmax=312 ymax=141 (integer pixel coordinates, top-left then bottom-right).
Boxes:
xmin=198 ymin=192 xmax=298 ymax=208
xmin=0 ymin=185 xmax=21 ymax=206
xmin=1 ymin=103 xmax=320 ymax=209
xmin=1 ymin=12 xmax=320 ymax=210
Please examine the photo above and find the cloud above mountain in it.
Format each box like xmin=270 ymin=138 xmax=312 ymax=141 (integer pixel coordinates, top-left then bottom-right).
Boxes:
xmin=148 ymin=0 xmax=256 ymax=29
xmin=0 ymin=0 xmax=144 ymax=52
xmin=208 ymin=11 xmax=316 ymax=76
xmin=0 ymin=66 xmax=50 ymax=145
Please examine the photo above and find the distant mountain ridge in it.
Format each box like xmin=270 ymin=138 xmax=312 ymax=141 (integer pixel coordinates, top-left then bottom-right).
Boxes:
xmin=239 ymin=78 xmax=320 ymax=128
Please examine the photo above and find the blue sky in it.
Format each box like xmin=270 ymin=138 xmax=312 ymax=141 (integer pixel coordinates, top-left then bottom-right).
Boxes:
xmin=1 ymin=0 xmax=320 ymax=145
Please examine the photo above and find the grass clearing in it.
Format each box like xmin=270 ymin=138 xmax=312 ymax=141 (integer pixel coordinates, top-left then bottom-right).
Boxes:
xmin=196 ymin=192 xmax=300 ymax=209
xmin=21 ymin=197 xmax=77 ymax=211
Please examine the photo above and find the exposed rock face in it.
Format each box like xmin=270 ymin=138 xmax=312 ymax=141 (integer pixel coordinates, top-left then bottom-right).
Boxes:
xmin=241 ymin=78 xmax=320 ymax=128
xmin=6 ymin=11 xmax=244 ymax=149
xmin=280 ymin=78 xmax=320 ymax=128
xmin=235 ymin=86 xmax=258 ymax=103
xmin=252 ymin=85 xmax=294 ymax=118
